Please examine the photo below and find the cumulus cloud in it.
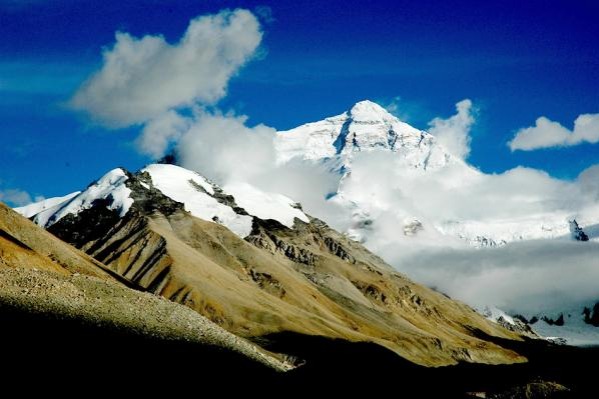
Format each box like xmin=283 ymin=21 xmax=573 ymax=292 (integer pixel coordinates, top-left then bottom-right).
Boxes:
xmin=509 ymin=113 xmax=599 ymax=151
xmin=428 ymin=99 xmax=475 ymax=160
xmin=71 ymin=9 xmax=262 ymax=127
xmin=177 ymin=112 xmax=277 ymax=183
xmin=0 ymin=188 xmax=36 ymax=207
xmin=341 ymin=152 xmax=583 ymax=225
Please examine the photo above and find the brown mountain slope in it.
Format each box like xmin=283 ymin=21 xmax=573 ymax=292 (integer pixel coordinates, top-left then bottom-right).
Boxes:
xmin=0 ymin=202 xmax=114 ymax=278
xmin=40 ymin=174 xmax=528 ymax=367
xmin=0 ymin=202 xmax=289 ymax=372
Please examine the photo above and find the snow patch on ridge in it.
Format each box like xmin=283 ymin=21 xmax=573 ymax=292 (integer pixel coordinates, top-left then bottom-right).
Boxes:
xmin=224 ymin=182 xmax=309 ymax=228
xmin=142 ymin=164 xmax=253 ymax=237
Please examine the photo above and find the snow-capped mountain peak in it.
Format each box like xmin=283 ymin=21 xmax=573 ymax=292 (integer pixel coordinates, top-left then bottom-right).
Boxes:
xmin=275 ymin=99 xmax=455 ymax=172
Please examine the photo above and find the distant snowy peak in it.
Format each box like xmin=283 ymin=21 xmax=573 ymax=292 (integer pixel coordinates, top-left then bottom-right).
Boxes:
xmin=17 ymin=164 xmax=310 ymax=239
xmin=276 ymin=99 xmax=456 ymax=171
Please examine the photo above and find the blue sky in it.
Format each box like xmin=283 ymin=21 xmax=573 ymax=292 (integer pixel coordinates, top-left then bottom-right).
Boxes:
xmin=1 ymin=0 xmax=598 ymax=204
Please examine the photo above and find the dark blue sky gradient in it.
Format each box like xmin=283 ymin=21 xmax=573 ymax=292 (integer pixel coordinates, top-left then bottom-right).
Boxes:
xmin=1 ymin=0 xmax=598 ymax=200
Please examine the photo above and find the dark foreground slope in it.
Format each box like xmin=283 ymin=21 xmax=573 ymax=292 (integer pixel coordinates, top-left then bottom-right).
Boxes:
xmin=0 ymin=305 xmax=587 ymax=398
xmin=262 ymin=332 xmax=586 ymax=398
xmin=0 ymin=304 xmax=280 ymax=385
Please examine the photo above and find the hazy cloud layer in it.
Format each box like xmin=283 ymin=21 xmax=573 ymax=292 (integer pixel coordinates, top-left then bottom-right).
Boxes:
xmin=329 ymin=150 xmax=599 ymax=316
xmin=396 ymin=240 xmax=599 ymax=316
xmin=578 ymin=164 xmax=599 ymax=200
xmin=71 ymin=9 xmax=262 ymax=127
xmin=428 ymin=99 xmax=475 ymax=159
xmin=509 ymin=114 xmax=599 ymax=151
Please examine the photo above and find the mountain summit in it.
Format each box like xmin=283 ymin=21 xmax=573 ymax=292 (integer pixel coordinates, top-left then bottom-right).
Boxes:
xmin=346 ymin=99 xmax=396 ymax=122
xmin=276 ymin=99 xmax=458 ymax=172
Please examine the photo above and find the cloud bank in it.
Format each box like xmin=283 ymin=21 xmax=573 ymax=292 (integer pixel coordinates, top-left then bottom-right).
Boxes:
xmin=509 ymin=114 xmax=599 ymax=151
xmin=397 ymin=240 xmax=599 ymax=316
xmin=71 ymin=9 xmax=262 ymax=128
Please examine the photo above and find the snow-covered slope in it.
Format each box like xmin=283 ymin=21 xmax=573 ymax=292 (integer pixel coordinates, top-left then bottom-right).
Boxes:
xmin=17 ymin=164 xmax=310 ymax=239
xmin=142 ymin=164 xmax=254 ymax=237
xmin=530 ymin=312 xmax=599 ymax=347
xmin=224 ymin=182 xmax=309 ymax=228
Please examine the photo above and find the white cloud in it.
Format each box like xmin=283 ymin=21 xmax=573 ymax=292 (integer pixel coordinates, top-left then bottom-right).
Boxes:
xmin=175 ymin=110 xmax=348 ymax=226
xmin=334 ymin=151 xmax=590 ymax=261
xmin=330 ymin=147 xmax=599 ymax=317
xmin=136 ymin=111 xmax=191 ymax=158
xmin=177 ymin=111 xmax=277 ymax=184
xmin=509 ymin=113 xmax=599 ymax=151
xmin=0 ymin=188 xmax=34 ymax=207
xmin=71 ymin=9 xmax=262 ymax=127
xmin=428 ymin=99 xmax=475 ymax=160
xmin=578 ymin=164 xmax=599 ymax=200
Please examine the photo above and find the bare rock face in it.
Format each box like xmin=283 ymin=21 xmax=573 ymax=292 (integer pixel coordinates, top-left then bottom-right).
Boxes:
xmin=21 ymin=166 xmax=529 ymax=367
xmin=569 ymin=219 xmax=589 ymax=242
